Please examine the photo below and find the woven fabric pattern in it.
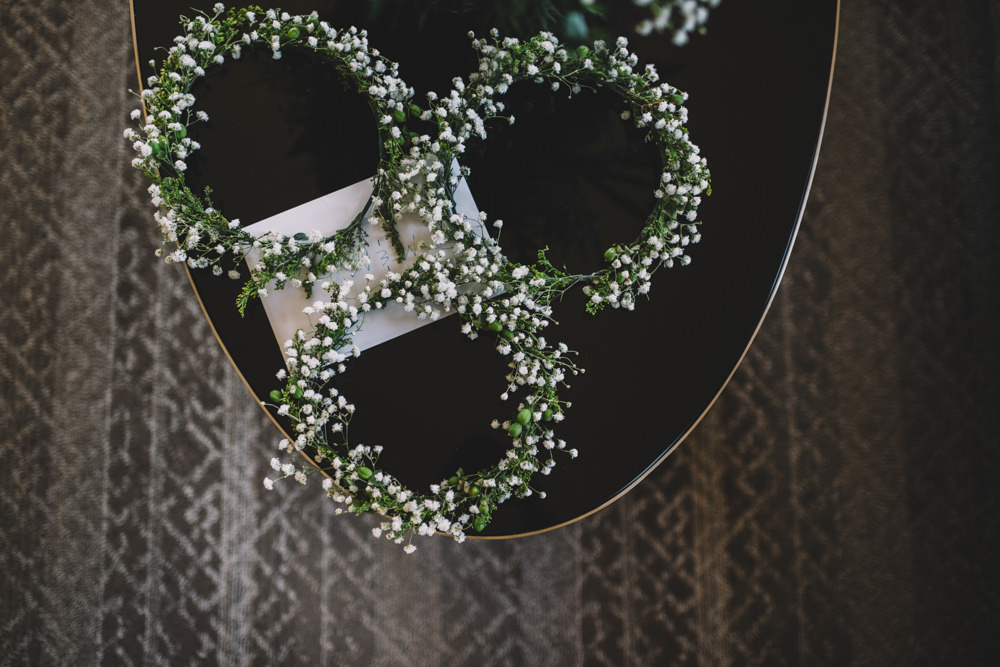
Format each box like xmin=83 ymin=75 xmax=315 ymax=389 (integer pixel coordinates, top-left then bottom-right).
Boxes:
xmin=1 ymin=1 xmax=998 ymax=664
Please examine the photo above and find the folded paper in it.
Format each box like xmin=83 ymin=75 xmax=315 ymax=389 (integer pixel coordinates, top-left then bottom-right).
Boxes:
xmin=244 ymin=173 xmax=482 ymax=358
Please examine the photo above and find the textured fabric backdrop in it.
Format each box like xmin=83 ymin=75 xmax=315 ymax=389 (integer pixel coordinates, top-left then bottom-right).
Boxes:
xmin=2 ymin=1 xmax=999 ymax=665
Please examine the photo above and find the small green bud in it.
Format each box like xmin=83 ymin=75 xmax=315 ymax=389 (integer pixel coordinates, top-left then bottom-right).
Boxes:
xmin=286 ymin=27 xmax=300 ymax=39
xmin=508 ymin=422 xmax=523 ymax=438
xmin=357 ymin=466 xmax=373 ymax=479
xmin=174 ymin=126 xmax=187 ymax=140
xmin=516 ymin=408 xmax=532 ymax=425
xmin=292 ymin=386 xmax=304 ymax=399
xmin=448 ymin=475 xmax=460 ymax=486
xmin=604 ymin=247 xmax=617 ymax=262
xmin=469 ymin=485 xmax=481 ymax=497
xmin=488 ymin=320 xmax=503 ymax=332
xmin=474 ymin=515 xmax=488 ymax=532
xmin=269 ymin=390 xmax=283 ymax=402
xmin=576 ymin=45 xmax=590 ymax=58
xmin=543 ymin=408 xmax=554 ymax=421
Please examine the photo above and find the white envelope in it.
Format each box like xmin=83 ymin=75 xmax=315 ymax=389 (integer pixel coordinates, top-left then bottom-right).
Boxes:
xmin=244 ymin=173 xmax=482 ymax=358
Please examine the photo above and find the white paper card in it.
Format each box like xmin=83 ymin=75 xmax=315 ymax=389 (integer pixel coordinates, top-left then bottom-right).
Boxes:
xmin=244 ymin=174 xmax=482 ymax=359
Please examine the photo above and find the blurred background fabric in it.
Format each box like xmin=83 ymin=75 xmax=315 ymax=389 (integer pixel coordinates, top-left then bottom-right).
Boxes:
xmin=2 ymin=1 xmax=998 ymax=664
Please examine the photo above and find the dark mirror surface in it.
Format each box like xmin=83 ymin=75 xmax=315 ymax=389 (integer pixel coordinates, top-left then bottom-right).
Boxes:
xmin=131 ymin=0 xmax=837 ymax=536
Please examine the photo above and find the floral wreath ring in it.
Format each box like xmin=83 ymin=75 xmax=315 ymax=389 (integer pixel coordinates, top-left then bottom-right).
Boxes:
xmin=423 ymin=30 xmax=712 ymax=313
xmin=127 ymin=6 xmax=710 ymax=551
xmin=125 ymin=4 xmax=420 ymax=314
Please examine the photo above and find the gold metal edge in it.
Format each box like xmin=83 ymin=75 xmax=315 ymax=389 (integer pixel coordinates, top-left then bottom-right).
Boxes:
xmin=128 ymin=0 xmax=842 ymax=541
xmin=129 ymin=0 xmax=143 ymax=95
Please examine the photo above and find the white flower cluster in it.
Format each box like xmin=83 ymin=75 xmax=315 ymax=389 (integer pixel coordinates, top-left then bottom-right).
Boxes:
xmin=634 ymin=0 xmax=722 ymax=45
